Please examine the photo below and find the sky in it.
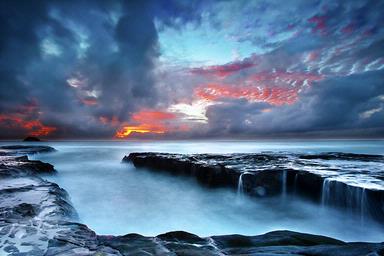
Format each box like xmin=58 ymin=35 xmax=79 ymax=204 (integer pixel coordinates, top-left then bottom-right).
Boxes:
xmin=0 ymin=0 xmax=383 ymax=139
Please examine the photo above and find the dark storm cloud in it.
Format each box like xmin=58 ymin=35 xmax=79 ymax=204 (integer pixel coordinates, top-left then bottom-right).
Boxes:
xmin=0 ymin=1 xmax=48 ymax=108
xmin=204 ymin=70 xmax=384 ymax=138
xmin=0 ymin=0 xmax=383 ymax=139
xmin=0 ymin=0 xmax=208 ymax=139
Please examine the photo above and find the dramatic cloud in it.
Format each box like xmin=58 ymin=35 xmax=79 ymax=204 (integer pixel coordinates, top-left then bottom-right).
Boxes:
xmin=0 ymin=0 xmax=383 ymax=139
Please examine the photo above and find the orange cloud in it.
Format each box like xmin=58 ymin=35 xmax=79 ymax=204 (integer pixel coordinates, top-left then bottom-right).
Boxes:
xmin=115 ymin=110 xmax=187 ymax=138
xmin=0 ymin=114 xmax=56 ymax=137
xmin=0 ymin=100 xmax=56 ymax=137
xmin=82 ymin=98 xmax=98 ymax=106
xmin=131 ymin=110 xmax=176 ymax=123
xmin=115 ymin=124 xmax=166 ymax=138
xmin=195 ymin=83 xmax=301 ymax=105
xmin=195 ymin=71 xmax=324 ymax=105
xmin=99 ymin=115 xmax=119 ymax=126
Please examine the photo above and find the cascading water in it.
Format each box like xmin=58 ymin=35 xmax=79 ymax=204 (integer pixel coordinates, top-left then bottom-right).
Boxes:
xmin=321 ymin=179 xmax=332 ymax=207
xmin=321 ymin=178 xmax=370 ymax=222
xmin=237 ymin=173 xmax=245 ymax=197
xmin=237 ymin=172 xmax=250 ymax=198
xmin=293 ymin=173 xmax=299 ymax=194
xmin=282 ymin=170 xmax=287 ymax=199
xmin=360 ymin=188 xmax=366 ymax=223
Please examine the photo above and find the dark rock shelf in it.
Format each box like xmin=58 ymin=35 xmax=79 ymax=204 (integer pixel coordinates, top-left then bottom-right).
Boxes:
xmin=0 ymin=145 xmax=56 ymax=155
xmin=125 ymin=152 xmax=384 ymax=224
xmin=1 ymin=146 xmax=383 ymax=255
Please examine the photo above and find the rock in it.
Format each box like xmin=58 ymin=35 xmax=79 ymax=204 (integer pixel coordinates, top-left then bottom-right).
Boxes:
xmin=97 ymin=230 xmax=384 ymax=256
xmin=12 ymin=203 xmax=37 ymax=217
xmin=0 ymin=146 xmax=77 ymax=255
xmin=0 ymin=145 xmax=56 ymax=155
xmin=23 ymin=136 xmax=41 ymax=142
xmin=1 ymin=146 xmax=383 ymax=255
xmin=298 ymin=152 xmax=384 ymax=162
xmin=125 ymin=152 xmax=384 ymax=223
xmin=212 ymin=230 xmax=345 ymax=248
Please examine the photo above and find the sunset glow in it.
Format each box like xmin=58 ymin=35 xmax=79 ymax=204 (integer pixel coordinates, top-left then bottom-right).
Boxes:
xmin=115 ymin=110 xmax=184 ymax=138
xmin=0 ymin=0 xmax=383 ymax=139
xmin=0 ymin=114 xmax=56 ymax=137
xmin=115 ymin=125 xmax=166 ymax=138
xmin=195 ymin=84 xmax=301 ymax=105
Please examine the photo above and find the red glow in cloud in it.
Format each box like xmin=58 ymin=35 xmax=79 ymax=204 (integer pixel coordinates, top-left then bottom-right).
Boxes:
xmin=308 ymin=15 xmax=327 ymax=34
xmin=341 ymin=23 xmax=355 ymax=34
xmin=195 ymin=84 xmax=300 ymax=105
xmin=0 ymin=114 xmax=56 ymax=137
xmin=82 ymin=98 xmax=98 ymax=106
xmin=195 ymin=71 xmax=324 ymax=105
xmin=131 ymin=110 xmax=176 ymax=123
xmin=115 ymin=110 xmax=186 ymax=138
xmin=115 ymin=124 xmax=167 ymax=138
xmin=190 ymin=60 xmax=256 ymax=78
xmin=306 ymin=51 xmax=319 ymax=62
xmin=0 ymin=100 xmax=56 ymax=137
xmin=99 ymin=115 xmax=119 ymax=126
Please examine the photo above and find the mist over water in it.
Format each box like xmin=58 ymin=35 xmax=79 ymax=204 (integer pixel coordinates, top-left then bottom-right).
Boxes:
xmin=13 ymin=140 xmax=384 ymax=242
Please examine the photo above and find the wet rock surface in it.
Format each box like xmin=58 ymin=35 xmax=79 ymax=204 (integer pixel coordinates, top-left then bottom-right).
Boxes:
xmin=0 ymin=145 xmax=55 ymax=156
xmin=0 ymin=146 xmax=79 ymax=255
xmin=1 ymin=146 xmax=384 ymax=255
xmin=125 ymin=152 xmax=384 ymax=223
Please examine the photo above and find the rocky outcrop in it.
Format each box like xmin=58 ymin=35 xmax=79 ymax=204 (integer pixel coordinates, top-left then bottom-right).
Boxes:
xmin=1 ymin=146 xmax=383 ymax=255
xmin=125 ymin=152 xmax=384 ymax=223
xmin=0 ymin=145 xmax=55 ymax=156
xmin=23 ymin=136 xmax=41 ymax=142
xmin=45 ymin=228 xmax=384 ymax=256
xmin=0 ymin=146 xmax=78 ymax=255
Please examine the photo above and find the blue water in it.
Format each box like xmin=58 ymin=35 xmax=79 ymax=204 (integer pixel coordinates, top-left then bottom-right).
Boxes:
xmin=2 ymin=140 xmax=383 ymax=242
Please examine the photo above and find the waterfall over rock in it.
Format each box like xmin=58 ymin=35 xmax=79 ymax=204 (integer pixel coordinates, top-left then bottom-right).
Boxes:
xmin=320 ymin=179 xmax=372 ymax=222
xmin=282 ymin=170 xmax=287 ymax=199
xmin=126 ymin=152 xmax=384 ymax=224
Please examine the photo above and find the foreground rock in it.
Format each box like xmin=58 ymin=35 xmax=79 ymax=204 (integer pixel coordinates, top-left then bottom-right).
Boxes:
xmin=1 ymin=146 xmax=383 ymax=255
xmin=125 ymin=152 xmax=384 ymax=223
xmin=52 ymin=229 xmax=384 ymax=256
xmin=0 ymin=146 xmax=120 ymax=255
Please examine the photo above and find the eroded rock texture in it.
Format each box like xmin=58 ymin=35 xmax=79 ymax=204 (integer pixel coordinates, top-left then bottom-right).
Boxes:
xmin=125 ymin=152 xmax=384 ymax=223
xmin=1 ymin=146 xmax=383 ymax=255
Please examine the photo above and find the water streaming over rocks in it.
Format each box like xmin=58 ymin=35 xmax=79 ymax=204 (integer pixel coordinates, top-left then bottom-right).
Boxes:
xmin=282 ymin=170 xmax=287 ymax=199
xmin=321 ymin=178 xmax=370 ymax=222
xmin=3 ymin=145 xmax=384 ymax=255
xmin=237 ymin=172 xmax=245 ymax=197
xmin=127 ymin=152 xmax=384 ymax=224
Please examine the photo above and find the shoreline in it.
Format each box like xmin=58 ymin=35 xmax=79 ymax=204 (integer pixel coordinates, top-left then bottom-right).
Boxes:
xmin=0 ymin=145 xmax=383 ymax=255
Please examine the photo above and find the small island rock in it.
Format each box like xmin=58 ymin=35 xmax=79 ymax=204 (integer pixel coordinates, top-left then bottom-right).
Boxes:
xmin=23 ymin=136 xmax=41 ymax=141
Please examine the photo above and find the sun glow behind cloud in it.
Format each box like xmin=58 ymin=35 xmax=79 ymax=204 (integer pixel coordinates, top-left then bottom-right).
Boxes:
xmin=168 ymin=100 xmax=213 ymax=123
xmin=115 ymin=110 xmax=189 ymax=138
xmin=1 ymin=0 xmax=383 ymax=139
xmin=115 ymin=125 xmax=166 ymax=138
xmin=0 ymin=103 xmax=56 ymax=137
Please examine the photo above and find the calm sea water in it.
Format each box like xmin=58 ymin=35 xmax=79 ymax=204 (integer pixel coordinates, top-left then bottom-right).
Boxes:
xmin=2 ymin=140 xmax=383 ymax=242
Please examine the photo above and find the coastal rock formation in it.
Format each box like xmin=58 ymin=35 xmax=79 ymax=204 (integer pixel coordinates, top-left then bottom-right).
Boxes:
xmin=23 ymin=136 xmax=41 ymax=142
xmin=0 ymin=145 xmax=55 ymax=156
xmin=0 ymin=146 xmax=76 ymax=255
xmin=51 ymin=229 xmax=384 ymax=256
xmin=125 ymin=152 xmax=384 ymax=223
xmin=1 ymin=146 xmax=383 ymax=255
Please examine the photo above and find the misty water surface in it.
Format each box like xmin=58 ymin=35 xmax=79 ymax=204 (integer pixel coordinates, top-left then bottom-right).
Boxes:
xmin=12 ymin=140 xmax=384 ymax=242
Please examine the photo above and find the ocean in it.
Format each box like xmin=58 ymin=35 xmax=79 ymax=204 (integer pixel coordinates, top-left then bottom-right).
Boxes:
xmin=2 ymin=140 xmax=383 ymax=242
